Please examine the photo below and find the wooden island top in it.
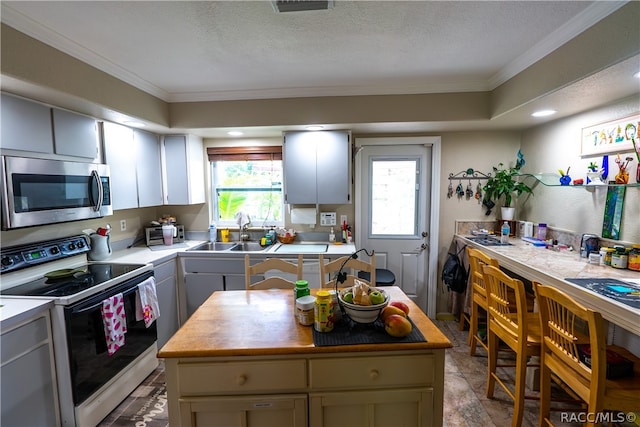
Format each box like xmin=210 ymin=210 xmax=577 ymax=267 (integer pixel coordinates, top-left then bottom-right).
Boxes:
xmin=158 ymin=286 xmax=452 ymax=358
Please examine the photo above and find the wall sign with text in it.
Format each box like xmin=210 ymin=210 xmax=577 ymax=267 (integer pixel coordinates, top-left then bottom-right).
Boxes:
xmin=581 ymin=113 xmax=639 ymax=157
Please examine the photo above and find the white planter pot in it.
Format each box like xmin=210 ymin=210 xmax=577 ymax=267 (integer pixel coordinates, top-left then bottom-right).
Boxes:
xmin=501 ymin=207 xmax=515 ymax=220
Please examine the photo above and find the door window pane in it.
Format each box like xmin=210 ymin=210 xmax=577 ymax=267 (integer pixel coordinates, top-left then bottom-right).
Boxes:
xmin=370 ymin=159 xmax=418 ymax=236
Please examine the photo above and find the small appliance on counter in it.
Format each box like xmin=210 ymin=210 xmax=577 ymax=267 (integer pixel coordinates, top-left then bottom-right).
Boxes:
xmin=146 ymin=224 xmax=185 ymax=246
xmin=580 ymin=233 xmax=600 ymax=258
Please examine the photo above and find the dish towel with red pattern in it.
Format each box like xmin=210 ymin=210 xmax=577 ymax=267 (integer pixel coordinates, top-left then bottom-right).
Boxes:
xmin=135 ymin=277 xmax=160 ymax=328
xmin=101 ymin=293 xmax=127 ymax=356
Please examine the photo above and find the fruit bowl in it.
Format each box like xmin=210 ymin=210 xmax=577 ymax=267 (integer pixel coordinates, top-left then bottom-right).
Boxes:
xmin=338 ymin=287 xmax=389 ymax=323
xmin=277 ymin=233 xmax=296 ymax=244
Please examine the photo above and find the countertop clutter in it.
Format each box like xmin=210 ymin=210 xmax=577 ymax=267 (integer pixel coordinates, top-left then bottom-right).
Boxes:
xmin=456 ymin=234 xmax=640 ymax=335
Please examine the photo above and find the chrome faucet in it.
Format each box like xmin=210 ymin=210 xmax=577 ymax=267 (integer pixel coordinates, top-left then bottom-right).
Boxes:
xmin=235 ymin=211 xmax=251 ymax=241
xmin=240 ymin=223 xmax=251 ymax=241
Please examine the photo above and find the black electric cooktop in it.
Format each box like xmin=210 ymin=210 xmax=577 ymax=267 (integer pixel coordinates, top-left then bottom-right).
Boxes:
xmin=565 ymin=278 xmax=640 ymax=309
xmin=2 ymin=263 xmax=146 ymax=297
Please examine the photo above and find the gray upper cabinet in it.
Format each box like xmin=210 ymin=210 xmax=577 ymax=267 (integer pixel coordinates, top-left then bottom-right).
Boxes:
xmin=1 ymin=93 xmax=53 ymax=154
xmin=52 ymin=108 xmax=99 ymax=159
xmin=1 ymin=93 xmax=99 ymax=159
xmin=162 ymin=135 xmax=205 ymax=205
xmin=283 ymin=130 xmax=351 ymax=205
xmin=134 ymin=129 xmax=164 ymax=207
xmin=103 ymin=122 xmax=138 ymax=210
xmin=103 ymin=122 xmax=164 ymax=210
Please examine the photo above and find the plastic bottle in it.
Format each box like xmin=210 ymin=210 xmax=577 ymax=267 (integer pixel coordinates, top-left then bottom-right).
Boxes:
xmin=314 ymin=290 xmax=334 ymax=332
xmin=329 ymin=227 xmax=335 ymax=243
xmin=537 ymin=223 xmax=547 ymax=241
xmin=500 ymin=221 xmax=510 ymax=244
xmin=294 ymin=280 xmax=310 ymax=300
xmin=209 ymin=224 xmax=217 ymax=242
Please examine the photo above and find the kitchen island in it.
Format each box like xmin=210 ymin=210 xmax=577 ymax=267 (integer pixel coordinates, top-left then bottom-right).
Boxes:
xmin=456 ymin=234 xmax=640 ymax=336
xmin=158 ymin=287 xmax=452 ymax=427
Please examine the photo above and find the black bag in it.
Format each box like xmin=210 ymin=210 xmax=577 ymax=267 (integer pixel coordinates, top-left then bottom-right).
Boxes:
xmin=442 ymin=242 xmax=468 ymax=293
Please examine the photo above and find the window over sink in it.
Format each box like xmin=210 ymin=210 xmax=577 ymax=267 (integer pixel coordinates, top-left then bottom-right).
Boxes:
xmin=209 ymin=146 xmax=284 ymax=227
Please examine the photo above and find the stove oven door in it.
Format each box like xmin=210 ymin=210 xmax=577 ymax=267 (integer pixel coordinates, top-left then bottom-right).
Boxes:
xmin=63 ymin=271 xmax=156 ymax=405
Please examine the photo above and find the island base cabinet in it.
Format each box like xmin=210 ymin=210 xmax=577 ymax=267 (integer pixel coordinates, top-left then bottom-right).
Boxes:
xmin=179 ymin=394 xmax=308 ymax=427
xmin=309 ymin=388 xmax=433 ymax=427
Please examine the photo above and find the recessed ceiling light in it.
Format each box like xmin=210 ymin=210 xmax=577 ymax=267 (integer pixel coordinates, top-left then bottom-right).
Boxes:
xmin=634 ymin=71 xmax=640 ymax=79
xmin=305 ymin=125 xmax=324 ymax=131
xmin=227 ymin=131 xmax=244 ymax=136
xmin=531 ymin=110 xmax=557 ymax=117
xmin=123 ymin=120 xmax=146 ymax=128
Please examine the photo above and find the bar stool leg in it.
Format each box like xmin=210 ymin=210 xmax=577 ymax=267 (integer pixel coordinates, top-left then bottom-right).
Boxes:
xmin=486 ymin=328 xmax=498 ymax=398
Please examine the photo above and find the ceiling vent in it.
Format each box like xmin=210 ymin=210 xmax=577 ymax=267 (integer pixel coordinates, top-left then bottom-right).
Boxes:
xmin=272 ymin=1 xmax=334 ymax=13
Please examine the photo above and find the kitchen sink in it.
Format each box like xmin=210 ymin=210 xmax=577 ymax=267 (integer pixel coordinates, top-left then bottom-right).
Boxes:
xmin=229 ymin=242 xmax=266 ymax=252
xmin=188 ymin=242 xmax=238 ymax=251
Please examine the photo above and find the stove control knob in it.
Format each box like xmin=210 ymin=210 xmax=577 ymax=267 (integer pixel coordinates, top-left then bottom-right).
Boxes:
xmin=50 ymin=247 xmax=60 ymax=255
xmin=68 ymin=243 xmax=76 ymax=250
xmin=76 ymin=240 xmax=85 ymax=248
xmin=1 ymin=256 xmax=14 ymax=267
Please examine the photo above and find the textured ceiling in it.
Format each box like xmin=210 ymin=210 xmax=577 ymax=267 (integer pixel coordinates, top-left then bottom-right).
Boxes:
xmin=1 ymin=1 xmax=637 ymax=137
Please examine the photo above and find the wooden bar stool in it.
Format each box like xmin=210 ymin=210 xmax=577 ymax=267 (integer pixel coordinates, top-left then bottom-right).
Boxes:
xmin=467 ymin=247 xmax=499 ymax=356
xmin=534 ymin=282 xmax=640 ymax=427
xmin=484 ymin=264 xmax=542 ymax=427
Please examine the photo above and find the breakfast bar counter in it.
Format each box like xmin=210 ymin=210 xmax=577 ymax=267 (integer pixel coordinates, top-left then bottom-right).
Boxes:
xmin=456 ymin=234 xmax=640 ymax=336
xmin=159 ymin=287 xmax=452 ymax=427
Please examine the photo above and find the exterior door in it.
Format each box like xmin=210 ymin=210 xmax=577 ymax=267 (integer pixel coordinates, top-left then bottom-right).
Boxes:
xmin=356 ymin=137 xmax=440 ymax=315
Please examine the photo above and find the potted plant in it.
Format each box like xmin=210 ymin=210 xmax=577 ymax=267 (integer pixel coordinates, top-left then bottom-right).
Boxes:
xmin=483 ymin=159 xmax=533 ymax=220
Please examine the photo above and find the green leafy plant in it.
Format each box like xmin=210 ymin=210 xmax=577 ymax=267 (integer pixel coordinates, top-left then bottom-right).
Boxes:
xmin=587 ymin=162 xmax=598 ymax=172
xmin=483 ymin=162 xmax=533 ymax=208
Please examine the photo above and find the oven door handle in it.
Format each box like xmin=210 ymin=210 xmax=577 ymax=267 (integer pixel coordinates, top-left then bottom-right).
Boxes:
xmin=71 ymin=284 xmax=140 ymax=315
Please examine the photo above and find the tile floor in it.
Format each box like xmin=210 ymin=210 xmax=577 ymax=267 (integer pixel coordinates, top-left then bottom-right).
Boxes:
xmin=99 ymin=319 xmax=594 ymax=427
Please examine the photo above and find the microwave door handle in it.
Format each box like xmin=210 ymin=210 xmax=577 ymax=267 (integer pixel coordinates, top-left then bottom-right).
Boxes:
xmin=71 ymin=284 xmax=140 ymax=315
xmin=90 ymin=169 xmax=103 ymax=212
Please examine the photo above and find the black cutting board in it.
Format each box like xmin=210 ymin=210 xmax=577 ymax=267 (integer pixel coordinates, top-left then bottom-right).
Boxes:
xmin=565 ymin=278 xmax=640 ymax=309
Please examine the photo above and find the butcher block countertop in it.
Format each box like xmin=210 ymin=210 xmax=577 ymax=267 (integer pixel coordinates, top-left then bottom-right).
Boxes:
xmin=158 ymin=286 xmax=451 ymax=359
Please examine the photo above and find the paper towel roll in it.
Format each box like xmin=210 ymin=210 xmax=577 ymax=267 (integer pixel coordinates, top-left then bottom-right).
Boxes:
xmin=291 ymin=208 xmax=317 ymax=225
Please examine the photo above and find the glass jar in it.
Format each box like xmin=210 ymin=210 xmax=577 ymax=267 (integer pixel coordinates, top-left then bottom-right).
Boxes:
xmin=611 ymin=249 xmax=628 ymax=269
xmin=314 ymin=290 xmax=334 ymax=332
xmin=628 ymin=244 xmax=640 ymax=272
xmin=603 ymin=248 xmax=614 ymax=266
xmin=537 ymin=223 xmax=547 ymax=241
xmin=296 ymin=295 xmax=316 ymax=326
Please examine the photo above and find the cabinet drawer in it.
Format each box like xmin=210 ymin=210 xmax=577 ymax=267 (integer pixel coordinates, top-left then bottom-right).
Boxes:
xmin=154 ymin=259 xmax=176 ymax=281
xmin=184 ymin=258 xmax=244 ymax=274
xmin=1 ymin=316 xmax=49 ymax=363
xmin=179 ymin=359 xmax=307 ymax=394
xmin=309 ymin=354 xmax=434 ymax=389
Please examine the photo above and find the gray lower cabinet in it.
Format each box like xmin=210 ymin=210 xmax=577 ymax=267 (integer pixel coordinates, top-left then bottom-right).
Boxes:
xmin=184 ymin=273 xmax=225 ymax=319
xmin=1 ymin=311 xmax=59 ymax=427
xmin=154 ymin=258 xmax=180 ymax=349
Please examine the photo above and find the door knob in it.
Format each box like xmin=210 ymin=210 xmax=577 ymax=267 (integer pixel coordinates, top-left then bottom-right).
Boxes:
xmin=421 ymin=231 xmax=428 ymax=238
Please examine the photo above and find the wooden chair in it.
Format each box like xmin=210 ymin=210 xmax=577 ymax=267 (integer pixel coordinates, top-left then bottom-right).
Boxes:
xmin=319 ymin=254 xmax=375 ymax=288
xmin=466 ymin=247 xmax=500 ymax=356
xmin=534 ymin=282 xmax=640 ymax=427
xmin=483 ymin=264 xmax=541 ymax=427
xmin=244 ymin=254 xmax=303 ymax=290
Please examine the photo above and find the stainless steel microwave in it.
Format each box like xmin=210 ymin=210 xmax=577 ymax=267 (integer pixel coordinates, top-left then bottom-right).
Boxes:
xmin=1 ymin=156 xmax=112 ymax=230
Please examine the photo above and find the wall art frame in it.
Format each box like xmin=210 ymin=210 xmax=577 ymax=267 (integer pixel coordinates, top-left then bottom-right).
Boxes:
xmin=581 ymin=113 xmax=640 ymax=157
xmin=601 ymin=184 xmax=626 ymax=240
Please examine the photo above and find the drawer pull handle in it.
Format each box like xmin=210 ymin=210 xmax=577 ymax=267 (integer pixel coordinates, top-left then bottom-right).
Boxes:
xmin=237 ymin=374 xmax=248 ymax=385
xmin=369 ymin=369 xmax=379 ymax=380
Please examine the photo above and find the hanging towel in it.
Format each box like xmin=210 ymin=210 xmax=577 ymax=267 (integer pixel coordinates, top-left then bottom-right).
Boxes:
xmin=135 ymin=277 xmax=160 ymax=328
xmin=101 ymin=293 xmax=127 ymax=356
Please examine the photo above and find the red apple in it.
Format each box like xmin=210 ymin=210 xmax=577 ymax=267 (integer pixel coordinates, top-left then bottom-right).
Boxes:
xmin=384 ymin=314 xmax=412 ymax=337
xmin=380 ymin=305 xmax=407 ymax=322
xmin=390 ymin=301 xmax=410 ymax=315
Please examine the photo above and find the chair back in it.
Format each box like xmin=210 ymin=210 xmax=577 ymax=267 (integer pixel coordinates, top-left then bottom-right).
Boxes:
xmin=482 ymin=265 xmax=529 ymax=347
xmin=533 ymin=282 xmax=605 ymax=404
xmin=467 ymin=247 xmax=499 ymax=300
xmin=245 ymin=254 xmax=303 ymax=290
xmin=319 ymin=254 xmax=375 ymax=288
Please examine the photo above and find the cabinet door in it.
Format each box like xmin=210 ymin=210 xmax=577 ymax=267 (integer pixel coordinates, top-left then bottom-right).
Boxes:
xmin=309 ymin=388 xmax=433 ymax=427
xmin=103 ymin=122 xmax=138 ymax=210
xmin=316 ymin=130 xmax=350 ymax=204
xmin=179 ymin=394 xmax=307 ymax=427
xmin=283 ymin=132 xmax=317 ymax=204
xmin=52 ymin=108 xmax=99 ymax=159
xmin=184 ymin=273 xmax=224 ymax=319
xmin=155 ymin=260 xmax=178 ymax=348
xmin=163 ymin=135 xmax=205 ymax=205
xmin=1 ymin=315 xmax=59 ymax=427
xmin=1 ymin=93 xmax=53 ymax=154
xmin=283 ymin=131 xmax=351 ymax=205
xmin=134 ymin=129 xmax=164 ymax=207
